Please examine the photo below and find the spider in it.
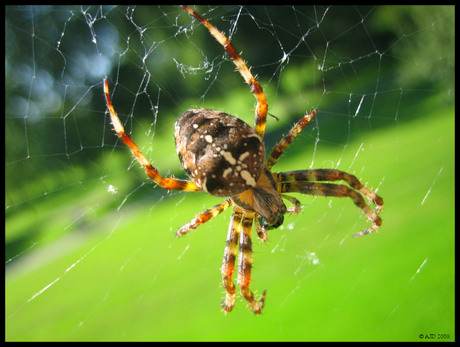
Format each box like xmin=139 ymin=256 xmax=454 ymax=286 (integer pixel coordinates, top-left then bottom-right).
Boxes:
xmin=103 ymin=5 xmax=383 ymax=315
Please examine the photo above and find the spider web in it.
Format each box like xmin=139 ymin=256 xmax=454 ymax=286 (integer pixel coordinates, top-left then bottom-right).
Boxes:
xmin=6 ymin=5 xmax=455 ymax=341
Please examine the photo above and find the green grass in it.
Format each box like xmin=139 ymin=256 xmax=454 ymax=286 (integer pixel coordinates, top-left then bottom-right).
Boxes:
xmin=5 ymin=92 xmax=454 ymax=341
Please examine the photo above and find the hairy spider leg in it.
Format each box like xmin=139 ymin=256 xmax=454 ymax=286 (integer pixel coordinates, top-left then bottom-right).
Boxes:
xmin=266 ymin=109 xmax=317 ymax=170
xmin=279 ymin=169 xmax=384 ymax=208
xmin=221 ymin=209 xmax=242 ymax=314
xmin=104 ymin=79 xmax=200 ymax=192
xmin=182 ymin=5 xmax=268 ymax=139
xmin=175 ymin=198 xmax=232 ymax=237
xmin=237 ymin=210 xmax=265 ymax=314
xmin=221 ymin=208 xmax=266 ymax=314
xmin=279 ymin=194 xmax=302 ymax=213
xmin=254 ymin=216 xmax=268 ymax=242
xmin=276 ymin=169 xmax=383 ymax=236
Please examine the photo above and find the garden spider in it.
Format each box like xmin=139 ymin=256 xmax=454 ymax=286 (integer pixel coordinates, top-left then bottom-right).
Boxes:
xmin=103 ymin=5 xmax=383 ymax=315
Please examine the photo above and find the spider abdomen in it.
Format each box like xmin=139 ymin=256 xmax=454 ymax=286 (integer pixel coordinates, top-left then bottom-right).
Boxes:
xmin=175 ymin=109 xmax=265 ymax=197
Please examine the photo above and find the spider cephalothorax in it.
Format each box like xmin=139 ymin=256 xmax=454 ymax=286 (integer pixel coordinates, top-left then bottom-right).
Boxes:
xmin=103 ymin=5 xmax=383 ymax=315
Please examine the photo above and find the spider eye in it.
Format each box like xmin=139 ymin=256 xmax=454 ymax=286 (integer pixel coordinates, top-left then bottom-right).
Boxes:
xmin=258 ymin=215 xmax=284 ymax=231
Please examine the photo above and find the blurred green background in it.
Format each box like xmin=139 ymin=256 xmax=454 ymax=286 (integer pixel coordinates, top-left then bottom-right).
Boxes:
xmin=6 ymin=6 xmax=454 ymax=341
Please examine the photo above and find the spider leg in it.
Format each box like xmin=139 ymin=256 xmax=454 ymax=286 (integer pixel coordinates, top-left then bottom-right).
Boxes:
xmin=175 ymin=198 xmax=232 ymax=237
xmin=277 ymin=169 xmax=383 ymax=236
xmin=182 ymin=5 xmax=268 ymax=139
xmin=221 ymin=209 xmax=242 ymax=314
xmin=238 ymin=210 xmax=266 ymax=314
xmin=254 ymin=216 xmax=267 ymax=242
xmin=266 ymin=109 xmax=317 ymax=170
xmin=278 ymin=170 xmax=383 ymax=208
xmin=254 ymin=194 xmax=301 ymax=239
xmin=280 ymin=194 xmax=302 ymax=213
xmin=104 ymin=79 xmax=200 ymax=192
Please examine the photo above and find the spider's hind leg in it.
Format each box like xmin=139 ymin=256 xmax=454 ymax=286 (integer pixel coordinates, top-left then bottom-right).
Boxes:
xmin=104 ymin=79 xmax=201 ymax=192
xmin=280 ymin=194 xmax=302 ymax=214
xmin=266 ymin=109 xmax=317 ymax=170
xmin=182 ymin=5 xmax=268 ymax=139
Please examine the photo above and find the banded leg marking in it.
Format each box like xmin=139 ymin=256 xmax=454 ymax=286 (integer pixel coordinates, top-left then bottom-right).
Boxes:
xmin=221 ymin=209 xmax=242 ymax=313
xmin=182 ymin=5 xmax=268 ymax=138
xmin=175 ymin=199 xmax=232 ymax=237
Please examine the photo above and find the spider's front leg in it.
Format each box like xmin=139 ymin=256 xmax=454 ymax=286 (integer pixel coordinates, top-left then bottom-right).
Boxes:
xmin=221 ymin=209 xmax=242 ymax=314
xmin=238 ymin=210 xmax=266 ymax=314
xmin=221 ymin=208 xmax=266 ymax=315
